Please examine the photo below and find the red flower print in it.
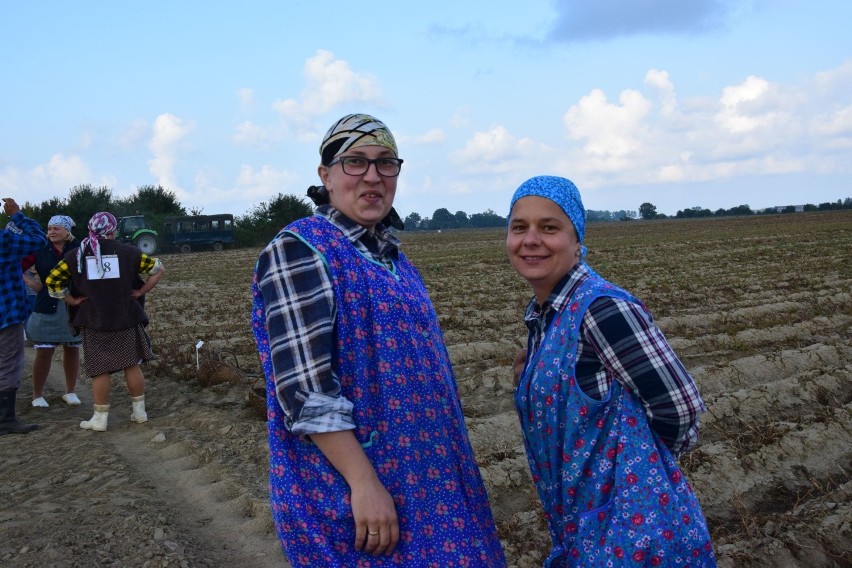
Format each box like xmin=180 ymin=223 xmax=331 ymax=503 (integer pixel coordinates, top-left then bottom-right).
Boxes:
xmin=682 ymin=514 xmax=691 ymax=525
xmin=649 ymin=451 xmax=659 ymax=463
xmin=565 ymin=522 xmax=577 ymax=533
xmin=579 ymin=406 xmax=588 ymax=417
xmin=574 ymin=439 xmax=585 ymax=449
xmin=651 ymin=555 xmax=662 ymax=566
xmin=663 ymin=530 xmax=674 ymax=540
xmin=671 ymin=470 xmax=682 ymax=483
xmin=626 ymin=473 xmax=638 ymax=484
xmin=631 ymin=513 xmax=644 ymax=525
xmin=659 ymin=493 xmax=670 ymax=506
xmin=627 ymin=416 xmax=638 ymax=427
xmin=614 ymin=546 xmax=624 ymax=558
xmin=632 ymin=550 xmax=645 ymax=562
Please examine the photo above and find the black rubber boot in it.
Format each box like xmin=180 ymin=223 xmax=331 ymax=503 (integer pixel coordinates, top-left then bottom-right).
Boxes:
xmin=0 ymin=390 xmax=38 ymax=435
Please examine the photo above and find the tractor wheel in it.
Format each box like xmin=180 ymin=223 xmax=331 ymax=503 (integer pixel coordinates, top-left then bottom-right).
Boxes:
xmin=179 ymin=244 xmax=192 ymax=254
xmin=134 ymin=235 xmax=158 ymax=255
xmin=212 ymin=241 xmax=224 ymax=252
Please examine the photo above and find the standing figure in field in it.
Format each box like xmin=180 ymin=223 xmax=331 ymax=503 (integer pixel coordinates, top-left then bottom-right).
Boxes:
xmin=507 ymin=176 xmax=715 ymax=567
xmin=0 ymin=197 xmax=47 ymax=435
xmin=252 ymin=113 xmax=506 ymax=567
xmin=45 ymin=212 xmax=165 ymax=432
xmin=22 ymin=215 xmax=82 ymax=408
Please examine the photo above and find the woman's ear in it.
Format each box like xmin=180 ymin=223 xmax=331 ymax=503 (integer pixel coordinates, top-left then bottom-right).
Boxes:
xmin=318 ymin=164 xmax=331 ymax=187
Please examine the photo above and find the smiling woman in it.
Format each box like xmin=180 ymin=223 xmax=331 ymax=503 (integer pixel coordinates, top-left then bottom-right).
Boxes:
xmin=507 ymin=176 xmax=716 ymax=566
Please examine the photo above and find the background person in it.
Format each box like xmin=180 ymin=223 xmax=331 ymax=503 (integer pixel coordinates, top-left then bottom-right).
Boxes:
xmin=507 ymin=176 xmax=715 ymax=566
xmin=0 ymin=197 xmax=47 ymax=435
xmin=252 ymin=114 xmax=506 ymax=566
xmin=45 ymin=212 xmax=164 ymax=432
xmin=23 ymin=215 xmax=82 ymax=408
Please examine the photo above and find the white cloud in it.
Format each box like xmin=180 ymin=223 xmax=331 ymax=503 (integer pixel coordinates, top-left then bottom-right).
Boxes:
xmin=117 ymin=118 xmax=150 ymax=150
xmin=272 ymin=50 xmax=385 ymax=129
xmin=235 ymin=164 xmax=300 ymax=200
xmin=399 ymin=128 xmax=446 ymax=146
xmin=715 ymin=75 xmax=784 ymax=133
xmin=233 ymin=120 xmax=276 ymax=147
xmin=237 ymin=87 xmax=255 ymax=110
xmin=563 ymin=88 xmax=652 ymax=162
xmin=147 ymin=113 xmax=194 ymax=192
xmin=452 ymin=125 xmax=552 ymax=174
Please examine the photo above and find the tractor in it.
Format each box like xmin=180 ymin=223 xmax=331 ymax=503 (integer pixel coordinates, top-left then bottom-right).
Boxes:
xmin=116 ymin=215 xmax=159 ymax=254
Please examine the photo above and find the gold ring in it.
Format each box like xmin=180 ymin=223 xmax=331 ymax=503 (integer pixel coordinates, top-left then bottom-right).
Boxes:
xmin=368 ymin=530 xmax=379 ymax=536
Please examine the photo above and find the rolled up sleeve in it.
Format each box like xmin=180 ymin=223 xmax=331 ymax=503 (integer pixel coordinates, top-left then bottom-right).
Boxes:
xmin=255 ymin=234 xmax=355 ymax=436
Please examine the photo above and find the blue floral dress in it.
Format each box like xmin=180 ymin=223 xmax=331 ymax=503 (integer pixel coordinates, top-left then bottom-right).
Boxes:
xmin=515 ymin=274 xmax=715 ymax=567
xmin=252 ymin=216 xmax=506 ymax=567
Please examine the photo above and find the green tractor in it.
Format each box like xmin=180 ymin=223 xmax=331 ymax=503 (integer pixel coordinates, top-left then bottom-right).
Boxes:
xmin=116 ymin=215 xmax=159 ymax=254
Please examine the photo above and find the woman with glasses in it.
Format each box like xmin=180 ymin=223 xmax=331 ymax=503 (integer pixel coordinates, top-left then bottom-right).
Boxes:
xmin=252 ymin=114 xmax=506 ymax=567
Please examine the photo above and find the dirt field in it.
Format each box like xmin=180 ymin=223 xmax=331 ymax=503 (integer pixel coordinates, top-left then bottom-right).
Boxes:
xmin=1 ymin=210 xmax=850 ymax=567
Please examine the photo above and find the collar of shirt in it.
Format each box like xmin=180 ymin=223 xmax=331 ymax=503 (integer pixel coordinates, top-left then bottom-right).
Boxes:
xmin=523 ymin=263 xmax=593 ymax=345
xmin=317 ymin=205 xmax=400 ymax=266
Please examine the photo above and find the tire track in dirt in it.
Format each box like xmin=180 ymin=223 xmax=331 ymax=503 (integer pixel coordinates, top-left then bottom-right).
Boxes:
xmin=0 ymin=348 xmax=288 ymax=568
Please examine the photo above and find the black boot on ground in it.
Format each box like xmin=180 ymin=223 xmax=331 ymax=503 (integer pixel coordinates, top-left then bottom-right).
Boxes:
xmin=0 ymin=390 xmax=38 ymax=435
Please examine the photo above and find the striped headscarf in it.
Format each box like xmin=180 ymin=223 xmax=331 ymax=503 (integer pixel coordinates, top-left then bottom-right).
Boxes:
xmin=320 ymin=114 xmax=398 ymax=165
xmin=77 ymin=212 xmax=118 ymax=278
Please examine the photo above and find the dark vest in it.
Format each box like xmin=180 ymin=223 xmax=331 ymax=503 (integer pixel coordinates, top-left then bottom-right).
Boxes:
xmin=64 ymin=239 xmax=148 ymax=331
xmin=32 ymin=241 xmax=78 ymax=314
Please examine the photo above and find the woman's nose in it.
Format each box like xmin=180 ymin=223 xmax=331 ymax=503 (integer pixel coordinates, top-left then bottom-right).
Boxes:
xmin=522 ymin=229 xmax=542 ymax=245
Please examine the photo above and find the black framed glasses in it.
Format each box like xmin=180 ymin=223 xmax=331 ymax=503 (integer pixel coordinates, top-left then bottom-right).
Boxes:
xmin=328 ymin=156 xmax=404 ymax=177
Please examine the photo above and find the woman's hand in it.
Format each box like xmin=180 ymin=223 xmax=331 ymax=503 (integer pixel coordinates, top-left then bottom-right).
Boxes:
xmin=310 ymin=430 xmax=400 ymax=557
xmin=63 ymin=295 xmax=88 ymax=307
xmin=513 ymin=348 xmax=528 ymax=387
xmin=350 ymin=474 xmax=400 ymax=556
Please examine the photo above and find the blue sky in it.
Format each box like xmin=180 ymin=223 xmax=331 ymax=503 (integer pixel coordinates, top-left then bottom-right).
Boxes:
xmin=2 ymin=0 xmax=850 ymax=219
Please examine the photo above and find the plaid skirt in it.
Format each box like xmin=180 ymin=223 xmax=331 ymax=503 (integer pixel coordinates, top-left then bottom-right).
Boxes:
xmin=81 ymin=324 xmax=152 ymax=377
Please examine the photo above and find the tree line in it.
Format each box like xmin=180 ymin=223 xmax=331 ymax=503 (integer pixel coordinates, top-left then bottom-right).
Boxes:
xmin=3 ymin=185 xmax=850 ymax=250
xmin=639 ymin=198 xmax=852 ymax=220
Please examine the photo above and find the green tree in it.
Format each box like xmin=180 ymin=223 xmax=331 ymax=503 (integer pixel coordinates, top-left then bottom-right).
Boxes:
xmin=66 ymin=185 xmax=114 ymax=239
xmin=403 ymin=212 xmax=422 ymax=230
xmin=235 ymin=193 xmax=312 ymax=246
xmin=431 ymin=208 xmax=455 ymax=230
xmin=638 ymin=202 xmax=657 ymax=220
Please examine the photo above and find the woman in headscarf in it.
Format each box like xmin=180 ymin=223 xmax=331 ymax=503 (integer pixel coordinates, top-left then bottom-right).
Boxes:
xmin=22 ymin=215 xmax=82 ymax=408
xmin=44 ymin=212 xmax=165 ymax=432
xmin=507 ymin=176 xmax=715 ymax=567
xmin=252 ymin=113 xmax=506 ymax=566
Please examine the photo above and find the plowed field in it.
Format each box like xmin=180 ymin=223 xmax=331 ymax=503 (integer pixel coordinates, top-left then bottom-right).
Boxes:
xmin=2 ymin=210 xmax=849 ymax=567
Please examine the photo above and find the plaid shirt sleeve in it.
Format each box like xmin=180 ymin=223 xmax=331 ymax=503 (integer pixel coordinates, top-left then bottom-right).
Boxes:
xmin=0 ymin=212 xmax=47 ymax=327
xmin=44 ymin=259 xmax=73 ymax=298
xmin=580 ymin=297 xmax=707 ymax=455
xmin=255 ymin=232 xmax=355 ymax=437
xmin=138 ymin=253 xmax=163 ymax=275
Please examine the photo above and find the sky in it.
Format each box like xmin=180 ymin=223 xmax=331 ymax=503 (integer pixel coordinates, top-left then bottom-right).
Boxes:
xmin=1 ymin=0 xmax=850 ymax=220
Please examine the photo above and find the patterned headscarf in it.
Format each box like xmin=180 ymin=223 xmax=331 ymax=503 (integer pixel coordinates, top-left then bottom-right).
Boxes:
xmin=77 ymin=212 xmax=118 ymax=278
xmin=509 ymin=176 xmax=588 ymax=256
xmin=320 ymin=114 xmax=398 ymax=165
xmin=48 ymin=215 xmax=75 ymax=233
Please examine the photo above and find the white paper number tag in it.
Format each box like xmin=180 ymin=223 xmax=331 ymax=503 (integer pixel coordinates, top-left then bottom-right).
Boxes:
xmin=86 ymin=255 xmax=121 ymax=280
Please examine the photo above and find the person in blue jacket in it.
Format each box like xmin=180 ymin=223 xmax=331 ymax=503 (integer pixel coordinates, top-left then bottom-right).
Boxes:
xmin=0 ymin=197 xmax=47 ymax=435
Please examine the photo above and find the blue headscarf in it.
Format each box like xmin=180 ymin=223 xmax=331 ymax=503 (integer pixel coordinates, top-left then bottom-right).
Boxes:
xmin=509 ymin=175 xmax=587 ymax=256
